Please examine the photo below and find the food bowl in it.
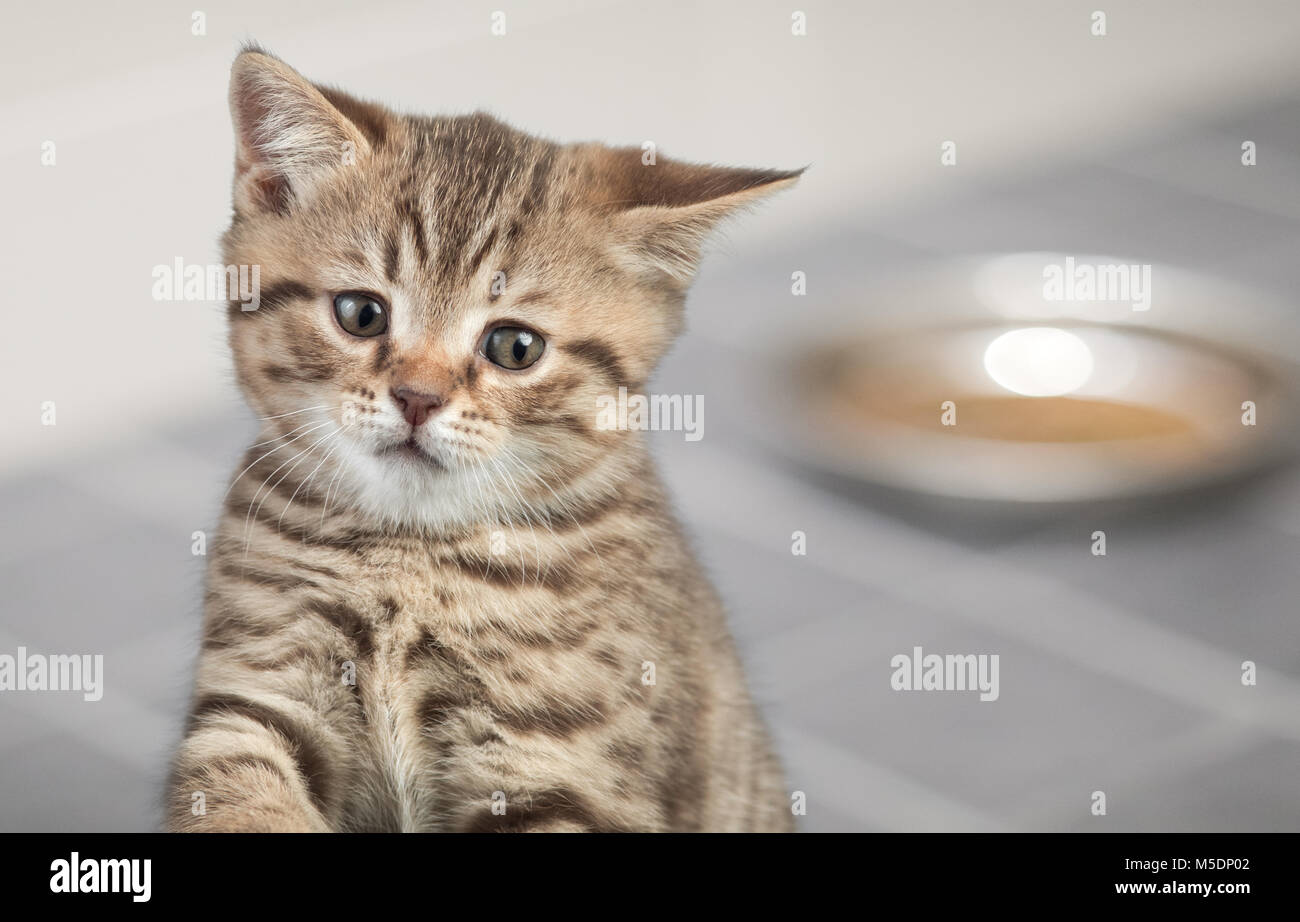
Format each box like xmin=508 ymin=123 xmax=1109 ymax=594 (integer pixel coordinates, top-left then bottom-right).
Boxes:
xmin=764 ymin=254 xmax=1300 ymax=503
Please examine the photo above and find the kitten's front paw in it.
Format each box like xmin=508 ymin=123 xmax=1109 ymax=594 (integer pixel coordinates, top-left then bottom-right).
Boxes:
xmin=167 ymin=803 xmax=330 ymax=833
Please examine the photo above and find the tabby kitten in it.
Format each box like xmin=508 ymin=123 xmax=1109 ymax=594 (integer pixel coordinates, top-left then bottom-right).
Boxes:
xmin=166 ymin=49 xmax=799 ymax=832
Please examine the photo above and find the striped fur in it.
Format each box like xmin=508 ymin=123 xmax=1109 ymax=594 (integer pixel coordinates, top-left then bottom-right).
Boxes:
xmin=166 ymin=49 xmax=799 ymax=832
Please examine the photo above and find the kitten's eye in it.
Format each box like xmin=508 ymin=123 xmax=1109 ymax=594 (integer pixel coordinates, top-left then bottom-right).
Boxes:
xmin=333 ymin=293 xmax=388 ymax=337
xmin=483 ymin=326 xmax=545 ymax=370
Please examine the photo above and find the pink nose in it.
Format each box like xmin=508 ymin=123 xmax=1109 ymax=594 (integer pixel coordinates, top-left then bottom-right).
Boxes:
xmin=391 ymin=387 xmax=444 ymax=427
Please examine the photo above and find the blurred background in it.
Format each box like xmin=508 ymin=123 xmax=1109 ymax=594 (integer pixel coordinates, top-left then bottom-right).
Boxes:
xmin=2 ymin=0 xmax=1300 ymax=831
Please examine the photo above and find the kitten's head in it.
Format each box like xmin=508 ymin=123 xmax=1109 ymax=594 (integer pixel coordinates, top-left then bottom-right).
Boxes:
xmin=224 ymin=49 xmax=798 ymax=530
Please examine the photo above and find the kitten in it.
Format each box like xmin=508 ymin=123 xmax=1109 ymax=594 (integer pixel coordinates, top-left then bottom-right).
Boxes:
xmin=166 ymin=48 xmax=800 ymax=832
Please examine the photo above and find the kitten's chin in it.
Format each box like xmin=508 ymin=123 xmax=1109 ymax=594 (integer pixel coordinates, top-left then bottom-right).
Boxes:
xmin=332 ymin=442 xmax=494 ymax=532
xmin=379 ymin=435 xmax=448 ymax=472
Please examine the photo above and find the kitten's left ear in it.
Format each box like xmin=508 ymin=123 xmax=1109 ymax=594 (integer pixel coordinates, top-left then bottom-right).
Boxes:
xmin=589 ymin=148 xmax=804 ymax=285
xmin=228 ymin=48 xmax=373 ymax=214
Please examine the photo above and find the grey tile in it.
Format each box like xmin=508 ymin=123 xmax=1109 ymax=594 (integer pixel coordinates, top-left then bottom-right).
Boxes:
xmin=0 ymin=506 xmax=204 ymax=651
xmin=768 ymin=616 xmax=1207 ymax=828
xmin=0 ymin=658 xmax=177 ymax=772
xmin=693 ymin=527 xmax=866 ymax=641
xmin=0 ymin=731 xmax=160 ymax=832
xmin=0 ymin=471 xmax=113 ymax=561
xmin=1234 ymin=464 xmax=1300 ymax=539
xmin=747 ymin=595 xmax=927 ymax=701
xmin=154 ymin=403 xmax=257 ymax=464
xmin=990 ymin=507 xmax=1300 ymax=673
xmin=57 ymin=434 xmax=231 ymax=531
xmin=768 ymin=725 xmax=1005 ymax=833
xmin=101 ymin=625 xmax=200 ymax=716
xmin=1209 ymin=93 xmax=1300 ymax=161
xmin=1066 ymin=737 xmax=1300 ymax=832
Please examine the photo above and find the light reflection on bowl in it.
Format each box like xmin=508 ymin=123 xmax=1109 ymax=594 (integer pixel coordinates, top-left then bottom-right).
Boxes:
xmin=982 ymin=327 xmax=1094 ymax=396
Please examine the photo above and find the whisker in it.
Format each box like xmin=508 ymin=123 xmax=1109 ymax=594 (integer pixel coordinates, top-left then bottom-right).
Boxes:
xmin=223 ymin=420 xmax=336 ymax=502
xmin=247 ymin=417 xmax=328 ymax=451
xmin=487 ymin=453 xmax=545 ymax=585
xmin=258 ymin=404 xmax=339 ymax=421
xmin=241 ymin=427 xmax=339 ymax=555
xmin=279 ymin=435 xmax=344 ymax=533
xmin=505 ymin=447 xmax=603 ymax=568
xmin=464 ymin=461 xmax=500 ymax=582
xmin=319 ymin=455 xmax=349 ymax=528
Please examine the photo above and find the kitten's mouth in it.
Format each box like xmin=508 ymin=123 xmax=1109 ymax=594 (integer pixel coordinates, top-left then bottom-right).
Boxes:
xmin=384 ymin=435 xmax=446 ymax=471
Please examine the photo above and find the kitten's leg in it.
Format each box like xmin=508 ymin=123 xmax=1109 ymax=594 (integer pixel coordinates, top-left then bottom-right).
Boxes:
xmin=431 ymin=740 xmax=662 ymax=833
xmin=166 ymin=688 xmax=344 ymax=833
xmin=450 ymin=789 xmax=635 ymax=833
xmin=434 ymin=737 xmax=670 ymax=833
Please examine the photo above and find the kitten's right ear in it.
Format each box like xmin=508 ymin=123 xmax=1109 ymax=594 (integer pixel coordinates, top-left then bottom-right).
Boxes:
xmin=228 ymin=50 xmax=371 ymax=214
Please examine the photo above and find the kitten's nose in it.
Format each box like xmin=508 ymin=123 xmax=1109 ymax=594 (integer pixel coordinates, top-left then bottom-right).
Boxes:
xmin=391 ymin=387 xmax=444 ymax=427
